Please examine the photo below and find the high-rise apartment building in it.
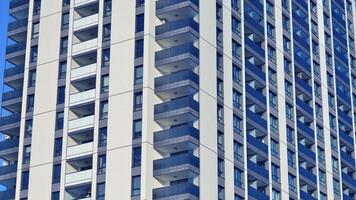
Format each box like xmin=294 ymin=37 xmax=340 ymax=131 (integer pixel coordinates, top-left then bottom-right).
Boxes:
xmin=1 ymin=0 xmax=356 ymax=199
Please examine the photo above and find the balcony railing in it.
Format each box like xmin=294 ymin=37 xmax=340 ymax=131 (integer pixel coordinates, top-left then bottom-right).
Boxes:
xmin=0 ymin=138 xmax=19 ymax=152
xmin=4 ymin=66 xmax=24 ymax=78
xmin=153 ymin=153 xmax=199 ymax=171
xmin=6 ymin=42 xmax=26 ymax=55
xmin=65 ymin=169 xmax=92 ymax=186
xmin=155 ymin=43 xmax=199 ymax=62
xmin=152 ymin=183 xmax=199 ymax=199
xmin=0 ymin=163 xmax=17 ymax=176
xmin=67 ymin=142 xmax=93 ymax=158
xmin=68 ymin=115 xmax=95 ymax=132
xmin=154 ymin=124 xmax=199 ymax=143
xmin=70 ymin=89 xmax=96 ymax=106
xmin=10 ymin=0 xmax=29 ymax=9
xmin=156 ymin=18 xmax=199 ymax=36
xmin=73 ymin=14 xmax=99 ymax=31
xmin=2 ymin=90 xmax=22 ymax=101
xmin=71 ymin=63 xmax=96 ymax=80
xmin=0 ymin=189 xmax=15 ymax=200
xmin=8 ymin=18 xmax=28 ymax=32
xmin=156 ymin=0 xmax=199 ymax=9
xmin=72 ymin=38 xmax=98 ymax=55
xmin=74 ymin=0 xmax=98 ymax=7
xmin=0 ymin=114 xmax=21 ymax=126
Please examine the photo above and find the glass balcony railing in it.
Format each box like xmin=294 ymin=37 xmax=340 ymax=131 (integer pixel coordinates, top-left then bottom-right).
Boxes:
xmin=156 ymin=18 xmax=199 ymax=36
xmin=0 ymin=138 xmax=19 ymax=152
xmin=248 ymin=186 xmax=269 ymax=200
xmin=0 ymin=114 xmax=21 ymax=127
xmin=71 ymin=63 xmax=96 ymax=80
xmin=152 ymin=183 xmax=199 ymax=199
xmin=154 ymin=97 xmax=199 ymax=119
xmin=4 ymin=66 xmax=24 ymax=78
xmin=247 ymin=134 xmax=268 ymax=154
xmin=153 ymin=153 xmax=199 ymax=171
xmin=10 ymin=0 xmax=29 ymax=9
xmin=156 ymin=0 xmax=199 ymax=10
xmin=0 ymin=163 xmax=17 ymax=176
xmin=0 ymin=189 xmax=15 ymax=200
xmin=69 ymin=89 xmax=96 ymax=106
xmin=297 ymin=143 xmax=316 ymax=161
xmin=68 ymin=115 xmax=95 ymax=132
xmin=155 ymin=70 xmax=199 ymax=89
xmin=67 ymin=142 xmax=93 ymax=158
xmin=297 ymin=120 xmax=314 ymax=141
xmin=298 ymin=167 xmax=317 ymax=184
xmin=73 ymin=14 xmax=99 ymax=31
xmin=65 ymin=169 xmax=92 ymax=186
xmin=72 ymin=38 xmax=98 ymax=55
xmin=8 ymin=18 xmax=28 ymax=32
xmin=296 ymin=98 xmax=313 ymax=117
xmin=299 ymin=190 xmax=317 ymax=200
xmin=155 ymin=43 xmax=199 ymax=62
xmin=2 ymin=90 xmax=22 ymax=101
xmin=154 ymin=124 xmax=199 ymax=144
xmin=6 ymin=42 xmax=26 ymax=55
xmin=247 ymin=160 xmax=268 ymax=179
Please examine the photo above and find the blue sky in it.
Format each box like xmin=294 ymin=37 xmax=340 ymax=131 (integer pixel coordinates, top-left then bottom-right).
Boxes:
xmin=0 ymin=0 xmax=9 ymax=111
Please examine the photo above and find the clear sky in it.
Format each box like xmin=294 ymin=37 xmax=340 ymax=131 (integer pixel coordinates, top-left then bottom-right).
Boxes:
xmin=0 ymin=0 xmax=9 ymax=111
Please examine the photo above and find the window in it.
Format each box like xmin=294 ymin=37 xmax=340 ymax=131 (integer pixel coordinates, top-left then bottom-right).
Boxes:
xmin=271 ymin=139 xmax=279 ymax=157
xmin=51 ymin=192 xmax=59 ymax=200
xmin=269 ymin=92 xmax=277 ymax=109
xmin=234 ymin=168 xmax=243 ymax=187
xmin=57 ymin=86 xmax=65 ymax=104
xmin=28 ymin=69 xmax=36 ymax=87
xmin=61 ymin=12 xmax=69 ymax=29
xmin=134 ymin=92 xmax=143 ymax=111
xmin=100 ymin=101 xmax=108 ymax=119
xmin=132 ymin=147 xmax=141 ymax=167
xmin=271 ymin=164 xmax=279 ymax=182
xmin=217 ymin=52 xmax=223 ymax=71
xmin=60 ymin=37 xmax=68 ymax=54
xmin=21 ymin=171 xmax=29 ymax=190
xmin=232 ymin=16 xmax=240 ymax=35
xmin=217 ymin=79 xmax=223 ymax=97
xmin=136 ymin=0 xmax=144 ymax=7
xmin=287 ymin=150 xmax=295 ymax=167
xmin=99 ymin=127 xmax=107 ymax=147
xmin=103 ymin=24 xmax=111 ymax=41
xmin=102 ymin=49 xmax=110 ymax=68
xmin=27 ymin=94 xmax=35 ymax=112
xmin=286 ymin=103 xmax=293 ymax=120
xmin=218 ymin=158 xmax=224 ymax=178
xmin=103 ymin=0 xmax=112 ymax=17
xmin=231 ymin=0 xmax=240 ymax=11
xmin=267 ymin=23 xmax=275 ymax=40
xmin=232 ymin=64 xmax=241 ymax=83
xmin=232 ymin=40 xmax=241 ymax=59
xmin=216 ymin=28 xmax=223 ymax=47
xmin=233 ymin=89 xmax=242 ymax=109
xmin=98 ymin=154 xmax=106 ymax=174
xmin=233 ymin=141 xmax=243 ymax=161
xmin=333 ymin=179 xmax=340 ymax=195
xmin=288 ymin=173 xmax=296 ymax=192
xmin=58 ymin=61 xmax=66 ymax=79
xmin=135 ymin=39 xmax=144 ymax=58
xmin=33 ymin=0 xmax=41 ymax=16
xmin=286 ymin=126 xmax=294 ymax=144
xmin=216 ymin=3 xmax=222 ymax=21
xmin=131 ymin=176 xmax=141 ymax=196
xmin=25 ymin=119 xmax=33 ymax=138
xmin=282 ymin=15 xmax=290 ymax=31
xmin=97 ymin=183 xmax=105 ymax=200
xmin=272 ymin=189 xmax=280 ymax=200
xmin=319 ymin=170 xmax=326 ymax=187
xmin=217 ymin=131 xmax=224 ymax=151
xmin=32 ymin=22 xmax=39 ymax=39
xmin=136 ymin=14 xmax=144 ymax=32
xmin=23 ymin=145 xmax=31 ymax=164
xmin=54 ymin=138 xmax=62 ymax=157
xmin=101 ymin=75 xmax=109 ymax=92
xmin=233 ymin=115 xmax=242 ymax=134
xmin=56 ymin=112 xmax=64 ymax=130
xmin=218 ymin=186 xmax=224 ymax=200
xmin=268 ymin=45 xmax=276 ymax=61
xmin=266 ymin=2 xmax=274 ymax=18
xmin=134 ymin=65 xmax=143 ymax=84
xmin=217 ymin=104 xmax=224 ymax=123
xmin=30 ymin=46 xmax=38 ymax=62
xmin=52 ymin=164 xmax=61 ymax=184
xmin=133 ymin=120 xmax=142 ymax=139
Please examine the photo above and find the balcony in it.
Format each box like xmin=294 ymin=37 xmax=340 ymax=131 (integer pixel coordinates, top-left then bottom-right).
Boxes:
xmin=152 ymin=183 xmax=199 ymax=200
xmin=339 ymin=130 xmax=354 ymax=147
xmin=2 ymin=90 xmax=22 ymax=102
xmin=156 ymin=0 xmax=199 ymax=22
xmin=298 ymin=167 xmax=317 ymax=185
xmin=247 ymin=135 xmax=268 ymax=158
xmin=155 ymin=43 xmax=199 ymax=74
xmin=294 ymin=54 xmax=311 ymax=73
xmin=10 ymin=0 xmax=29 ymax=9
xmin=246 ymin=110 xmax=267 ymax=133
xmin=155 ymin=70 xmax=199 ymax=100
xmin=73 ymin=14 xmax=99 ymax=32
xmin=247 ymin=160 xmax=268 ymax=184
xmin=245 ymin=38 xmax=265 ymax=61
xmin=0 ymin=114 xmax=21 ymax=133
xmin=300 ymin=191 xmax=317 ymax=200
xmin=154 ymin=124 xmax=199 ymax=154
xmin=338 ymin=109 xmax=353 ymax=126
xmin=342 ymin=173 xmax=356 ymax=191
xmin=69 ymin=89 xmax=96 ymax=106
xmin=72 ymin=38 xmax=98 ymax=56
xmin=244 ymin=14 xmax=264 ymax=37
xmin=296 ymin=98 xmax=313 ymax=117
xmin=154 ymin=153 xmax=199 ymax=182
xmin=6 ymin=42 xmax=26 ymax=56
xmin=245 ymin=85 xmax=266 ymax=108
xmin=248 ymin=186 xmax=269 ymax=200
xmin=8 ymin=18 xmax=28 ymax=33
xmin=68 ymin=115 xmax=95 ymax=133
xmin=74 ymin=0 xmax=98 ymax=7
xmin=297 ymin=143 xmax=315 ymax=162
xmin=340 ymin=151 xmax=355 ymax=168
xmin=295 ymin=77 xmax=312 ymax=96
xmin=245 ymin=61 xmax=265 ymax=84
xmin=0 ymin=138 xmax=19 ymax=162
xmin=156 ymin=18 xmax=199 ymax=48
xmin=65 ymin=169 xmax=92 ymax=187
xmin=67 ymin=142 xmax=93 ymax=159
xmin=0 ymin=189 xmax=15 ymax=200
xmin=297 ymin=121 xmax=314 ymax=141
xmin=4 ymin=66 xmax=24 ymax=78
xmin=0 ymin=164 xmax=17 ymax=177
xmin=71 ymin=63 xmax=97 ymax=81
xmin=154 ymin=97 xmax=199 ymax=127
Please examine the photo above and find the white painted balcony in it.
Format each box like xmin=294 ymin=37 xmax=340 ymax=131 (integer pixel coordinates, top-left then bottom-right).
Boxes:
xmin=71 ymin=63 xmax=96 ymax=81
xmin=67 ymin=142 xmax=93 ymax=159
xmin=70 ymin=89 xmax=96 ymax=106
xmin=72 ymin=38 xmax=98 ymax=55
xmin=74 ymin=0 xmax=98 ymax=7
xmin=73 ymin=14 xmax=99 ymax=31
xmin=65 ymin=169 xmax=92 ymax=186
xmin=68 ymin=115 xmax=95 ymax=132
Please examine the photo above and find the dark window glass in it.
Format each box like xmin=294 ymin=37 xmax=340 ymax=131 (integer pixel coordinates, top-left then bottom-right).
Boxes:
xmin=54 ymin=138 xmax=62 ymax=157
xmin=133 ymin=120 xmax=142 ymax=139
xmin=134 ymin=65 xmax=143 ymax=84
xmin=132 ymin=146 xmax=141 ymax=167
xmin=135 ymin=39 xmax=144 ymax=58
xmin=56 ymin=112 xmax=64 ymax=130
xmin=99 ymin=127 xmax=107 ymax=147
xmin=57 ymin=86 xmax=65 ymax=104
xmin=27 ymin=94 xmax=35 ymax=112
xmin=21 ymin=171 xmax=29 ymax=190
xmin=52 ymin=164 xmax=61 ymax=183
xmin=132 ymin=176 xmax=141 ymax=196
xmin=98 ymin=154 xmax=106 ymax=174
xmin=134 ymin=92 xmax=142 ymax=111
xmin=136 ymin=14 xmax=144 ymax=32
xmin=97 ymin=183 xmax=105 ymax=200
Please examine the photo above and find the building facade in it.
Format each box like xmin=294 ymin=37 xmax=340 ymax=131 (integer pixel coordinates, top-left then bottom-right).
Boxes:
xmin=0 ymin=0 xmax=356 ymax=199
